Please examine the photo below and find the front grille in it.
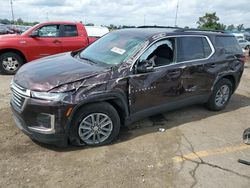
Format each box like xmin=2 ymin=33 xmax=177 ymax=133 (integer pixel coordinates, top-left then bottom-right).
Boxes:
xmin=10 ymin=82 xmax=30 ymax=111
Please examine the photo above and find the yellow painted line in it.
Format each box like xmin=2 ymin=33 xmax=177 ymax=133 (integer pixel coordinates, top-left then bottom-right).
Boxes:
xmin=173 ymin=144 xmax=250 ymax=163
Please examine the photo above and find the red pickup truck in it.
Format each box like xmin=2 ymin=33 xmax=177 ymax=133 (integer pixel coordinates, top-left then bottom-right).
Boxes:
xmin=0 ymin=21 xmax=98 ymax=74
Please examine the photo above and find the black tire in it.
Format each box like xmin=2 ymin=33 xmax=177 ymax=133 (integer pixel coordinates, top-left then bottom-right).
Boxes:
xmin=206 ymin=78 xmax=233 ymax=111
xmin=0 ymin=52 xmax=24 ymax=74
xmin=69 ymin=102 xmax=120 ymax=146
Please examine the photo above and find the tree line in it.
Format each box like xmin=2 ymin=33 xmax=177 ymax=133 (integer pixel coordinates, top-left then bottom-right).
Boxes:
xmin=197 ymin=12 xmax=249 ymax=31
xmin=0 ymin=18 xmax=38 ymax=26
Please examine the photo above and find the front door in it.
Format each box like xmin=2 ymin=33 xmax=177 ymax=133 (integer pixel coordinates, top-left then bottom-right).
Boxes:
xmin=27 ymin=24 xmax=63 ymax=60
xmin=129 ymin=38 xmax=185 ymax=114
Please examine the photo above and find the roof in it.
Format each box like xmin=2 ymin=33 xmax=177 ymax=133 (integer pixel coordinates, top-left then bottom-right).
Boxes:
xmin=39 ymin=21 xmax=81 ymax=25
xmin=113 ymin=26 xmax=233 ymax=40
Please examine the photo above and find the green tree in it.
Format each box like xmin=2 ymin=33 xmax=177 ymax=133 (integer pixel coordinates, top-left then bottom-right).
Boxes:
xmin=17 ymin=18 xmax=24 ymax=25
xmin=85 ymin=23 xmax=94 ymax=26
xmin=227 ymin=24 xmax=235 ymax=31
xmin=197 ymin=12 xmax=226 ymax=30
xmin=0 ymin=19 xmax=11 ymax=24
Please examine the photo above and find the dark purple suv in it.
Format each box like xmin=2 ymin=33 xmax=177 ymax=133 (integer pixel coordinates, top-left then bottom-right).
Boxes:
xmin=10 ymin=27 xmax=245 ymax=147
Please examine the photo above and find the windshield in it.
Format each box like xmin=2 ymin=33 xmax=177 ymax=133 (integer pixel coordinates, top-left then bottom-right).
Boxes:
xmin=79 ymin=31 xmax=146 ymax=65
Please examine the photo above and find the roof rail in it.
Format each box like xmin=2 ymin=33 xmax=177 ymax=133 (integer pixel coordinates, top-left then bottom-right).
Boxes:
xmin=176 ymin=28 xmax=225 ymax=33
xmin=137 ymin=25 xmax=182 ymax=29
xmin=137 ymin=26 xmax=226 ymax=34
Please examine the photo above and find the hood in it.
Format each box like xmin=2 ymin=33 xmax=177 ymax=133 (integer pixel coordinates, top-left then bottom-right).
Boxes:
xmin=0 ymin=34 xmax=20 ymax=40
xmin=14 ymin=52 xmax=108 ymax=91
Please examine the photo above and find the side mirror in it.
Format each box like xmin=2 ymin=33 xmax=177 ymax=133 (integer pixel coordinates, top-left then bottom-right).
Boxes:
xmin=136 ymin=60 xmax=154 ymax=73
xmin=30 ymin=30 xmax=39 ymax=37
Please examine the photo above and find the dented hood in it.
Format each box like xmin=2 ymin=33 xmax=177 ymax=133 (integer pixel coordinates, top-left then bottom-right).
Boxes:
xmin=14 ymin=52 xmax=107 ymax=91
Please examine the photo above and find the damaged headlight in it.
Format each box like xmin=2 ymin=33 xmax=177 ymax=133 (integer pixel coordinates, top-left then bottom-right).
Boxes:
xmin=31 ymin=91 xmax=68 ymax=101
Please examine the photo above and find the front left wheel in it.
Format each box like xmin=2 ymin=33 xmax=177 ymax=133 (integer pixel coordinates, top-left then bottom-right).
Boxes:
xmin=0 ymin=52 xmax=24 ymax=74
xmin=69 ymin=102 xmax=121 ymax=146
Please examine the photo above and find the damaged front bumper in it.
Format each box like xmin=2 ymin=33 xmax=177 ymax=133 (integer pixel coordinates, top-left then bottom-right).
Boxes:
xmin=11 ymin=107 xmax=67 ymax=147
xmin=9 ymin=83 xmax=71 ymax=147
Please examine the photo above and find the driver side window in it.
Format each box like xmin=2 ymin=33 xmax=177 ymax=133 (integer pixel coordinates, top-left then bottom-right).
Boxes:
xmin=139 ymin=38 xmax=176 ymax=67
xmin=36 ymin=25 xmax=60 ymax=37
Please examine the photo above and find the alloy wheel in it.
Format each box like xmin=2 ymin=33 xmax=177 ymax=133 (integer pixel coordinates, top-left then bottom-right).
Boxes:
xmin=2 ymin=57 xmax=19 ymax=72
xmin=78 ymin=113 xmax=113 ymax=145
xmin=215 ymin=85 xmax=230 ymax=107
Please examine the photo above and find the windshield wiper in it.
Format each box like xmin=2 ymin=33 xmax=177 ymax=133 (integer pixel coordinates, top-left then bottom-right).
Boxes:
xmin=78 ymin=54 xmax=97 ymax=65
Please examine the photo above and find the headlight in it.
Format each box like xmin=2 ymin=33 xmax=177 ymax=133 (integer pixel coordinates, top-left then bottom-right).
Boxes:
xmin=31 ymin=91 xmax=67 ymax=101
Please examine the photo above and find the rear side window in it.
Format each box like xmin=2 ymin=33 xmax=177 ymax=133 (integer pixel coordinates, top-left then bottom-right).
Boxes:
xmin=177 ymin=37 xmax=212 ymax=62
xmin=63 ymin=25 xmax=78 ymax=37
xmin=215 ymin=36 xmax=242 ymax=55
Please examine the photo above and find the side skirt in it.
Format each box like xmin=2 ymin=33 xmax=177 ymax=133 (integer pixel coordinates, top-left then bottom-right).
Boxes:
xmin=125 ymin=94 xmax=210 ymax=126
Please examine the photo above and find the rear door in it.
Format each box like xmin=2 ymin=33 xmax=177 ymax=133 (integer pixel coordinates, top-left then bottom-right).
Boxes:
xmin=61 ymin=24 xmax=89 ymax=52
xmin=27 ymin=24 xmax=63 ymax=60
xmin=175 ymin=36 xmax=215 ymax=97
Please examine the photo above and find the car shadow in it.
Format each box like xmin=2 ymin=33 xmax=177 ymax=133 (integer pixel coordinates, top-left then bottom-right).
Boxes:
xmin=36 ymin=93 xmax=250 ymax=152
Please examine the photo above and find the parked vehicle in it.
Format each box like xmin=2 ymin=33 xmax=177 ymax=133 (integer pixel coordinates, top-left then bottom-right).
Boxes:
xmin=10 ymin=27 xmax=245 ymax=147
xmin=7 ymin=25 xmax=31 ymax=34
xmin=232 ymin=33 xmax=245 ymax=40
xmin=0 ymin=21 xmax=98 ymax=74
xmin=0 ymin=24 xmax=14 ymax=35
xmin=85 ymin=26 xmax=109 ymax=43
xmin=238 ymin=39 xmax=250 ymax=50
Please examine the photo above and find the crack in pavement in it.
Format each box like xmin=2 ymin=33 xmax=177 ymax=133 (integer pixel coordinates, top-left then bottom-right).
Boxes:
xmin=182 ymin=134 xmax=202 ymax=188
xmin=179 ymin=134 xmax=250 ymax=188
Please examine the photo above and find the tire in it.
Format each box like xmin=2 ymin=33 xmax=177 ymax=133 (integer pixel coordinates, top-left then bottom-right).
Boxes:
xmin=69 ymin=102 xmax=121 ymax=146
xmin=206 ymin=78 xmax=233 ymax=111
xmin=0 ymin=52 xmax=24 ymax=74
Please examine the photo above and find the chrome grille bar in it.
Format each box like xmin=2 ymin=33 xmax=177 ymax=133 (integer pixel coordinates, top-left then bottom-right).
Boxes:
xmin=10 ymin=81 xmax=30 ymax=111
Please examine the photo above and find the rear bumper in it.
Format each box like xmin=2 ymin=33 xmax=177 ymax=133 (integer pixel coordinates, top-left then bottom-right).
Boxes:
xmin=11 ymin=103 xmax=68 ymax=147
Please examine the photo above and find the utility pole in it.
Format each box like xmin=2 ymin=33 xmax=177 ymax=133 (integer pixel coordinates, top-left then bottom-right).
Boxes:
xmin=143 ymin=14 xmax=146 ymax=26
xmin=174 ymin=0 xmax=179 ymax=27
xmin=10 ymin=0 xmax=15 ymax=24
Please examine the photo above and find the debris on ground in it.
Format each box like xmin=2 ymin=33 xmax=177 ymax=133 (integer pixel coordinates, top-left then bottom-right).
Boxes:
xmin=159 ymin=128 xmax=166 ymax=132
xmin=238 ymin=159 xmax=250 ymax=166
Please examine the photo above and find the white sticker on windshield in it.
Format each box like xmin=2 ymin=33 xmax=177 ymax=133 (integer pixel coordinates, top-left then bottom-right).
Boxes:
xmin=111 ymin=47 xmax=126 ymax=55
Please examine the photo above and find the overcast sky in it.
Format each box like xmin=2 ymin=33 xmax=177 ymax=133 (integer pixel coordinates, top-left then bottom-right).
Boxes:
xmin=1 ymin=0 xmax=250 ymax=28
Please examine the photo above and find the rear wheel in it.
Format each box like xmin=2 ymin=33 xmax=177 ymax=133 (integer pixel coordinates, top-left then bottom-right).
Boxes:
xmin=69 ymin=102 xmax=120 ymax=146
xmin=0 ymin=52 xmax=24 ymax=74
xmin=206 ymin=78 xmax=233 ymax=111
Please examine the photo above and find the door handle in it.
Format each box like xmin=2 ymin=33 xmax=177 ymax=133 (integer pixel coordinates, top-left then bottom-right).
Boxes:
xmin=53 ymin=39 xmax=61 ymax=44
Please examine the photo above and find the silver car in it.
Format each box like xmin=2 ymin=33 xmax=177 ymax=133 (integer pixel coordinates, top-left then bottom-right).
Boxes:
xmin=238 ymin=39 xmax=250 ymax=49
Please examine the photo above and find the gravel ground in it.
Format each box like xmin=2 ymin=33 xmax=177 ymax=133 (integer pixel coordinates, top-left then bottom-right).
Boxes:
xmin=0 ymin=60 xmax=250 ymax=188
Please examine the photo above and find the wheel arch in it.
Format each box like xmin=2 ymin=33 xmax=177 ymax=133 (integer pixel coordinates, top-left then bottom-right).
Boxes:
xmin=0 ymin=48 xmax=27 ymax=63
xmin=214 ymin=74 xmax=236 ymax=92
xmin=66 ymin=93 xmax=129 ymax=134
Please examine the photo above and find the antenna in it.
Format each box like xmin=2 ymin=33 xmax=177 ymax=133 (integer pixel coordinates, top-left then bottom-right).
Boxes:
xmin=174 ymin=0 xmax=179 ymax=27
xmin=10 ymin=0 xmax=15 ymax=24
